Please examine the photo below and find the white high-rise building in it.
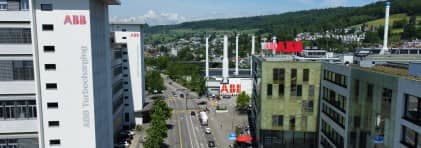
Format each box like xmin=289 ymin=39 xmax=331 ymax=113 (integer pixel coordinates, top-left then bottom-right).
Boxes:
xmin=0 ymin=0 xmax=38 ymax=147
xmin=110 ymin=22 xmax=145 ymax=134
xmin=30 ymin=0 xmax=120 ymax=147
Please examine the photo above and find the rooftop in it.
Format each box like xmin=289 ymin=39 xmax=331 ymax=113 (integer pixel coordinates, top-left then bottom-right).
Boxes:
xmin=351 ymin=64 xmax=421 ymax=81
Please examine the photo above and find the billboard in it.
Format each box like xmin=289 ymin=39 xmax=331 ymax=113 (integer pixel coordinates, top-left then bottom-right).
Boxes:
xmin=261 ymin=41 xmax=303 ymax=53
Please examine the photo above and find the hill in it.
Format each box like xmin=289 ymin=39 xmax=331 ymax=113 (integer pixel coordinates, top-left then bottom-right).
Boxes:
xmin=145 ymin=0 xmax=421 ymax=39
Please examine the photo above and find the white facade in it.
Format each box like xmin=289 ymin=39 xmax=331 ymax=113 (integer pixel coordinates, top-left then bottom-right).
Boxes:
xmin=111 ymin=23 xmax=145 ymax=127
xmin=30 ymin=0 xmax=119 ymax=147
xmin=0 ymin=0 xmax=39 ymax=147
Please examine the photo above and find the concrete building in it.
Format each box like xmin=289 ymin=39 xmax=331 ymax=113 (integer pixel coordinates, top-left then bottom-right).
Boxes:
xmin=110 ymin=23 xmax=145 ymax=140
xmin=319 ymin=55 xmax=421 ymax=148
xmin=0 ymin=0 xmax=38 ymax=147
xmin=30 ymin=0 xmax=120 ymax=147
xmin=251 ymin=55 xmax=325 ymax=148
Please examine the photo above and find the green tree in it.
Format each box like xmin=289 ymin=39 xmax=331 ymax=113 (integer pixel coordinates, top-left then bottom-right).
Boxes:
xmin=236 ymin=91 xmax=250 ymax=110
xmin=146 ymin=70 xmax=165 ymax=93
xmin=402 ymin=16 xmax=418 ymax=40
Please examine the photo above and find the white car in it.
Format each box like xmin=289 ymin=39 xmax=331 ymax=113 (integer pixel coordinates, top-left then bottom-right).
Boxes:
xmin=205 ymin=127 xmax=211 ymax=134
xmin=114 ymin=141 xmax=129 ymax=148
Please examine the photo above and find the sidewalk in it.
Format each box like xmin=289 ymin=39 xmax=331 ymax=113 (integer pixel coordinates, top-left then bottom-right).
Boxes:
xmin=129 ymin=124 xmax=147 ymax=148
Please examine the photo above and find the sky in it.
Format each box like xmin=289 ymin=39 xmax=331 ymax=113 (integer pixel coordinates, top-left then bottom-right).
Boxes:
xmin=109 ymin=0 xmax=377 ymax=26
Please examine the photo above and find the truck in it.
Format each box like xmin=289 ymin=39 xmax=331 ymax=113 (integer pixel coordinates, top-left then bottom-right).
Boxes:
xmin=199 ymin=111 xmax=208 ymax=126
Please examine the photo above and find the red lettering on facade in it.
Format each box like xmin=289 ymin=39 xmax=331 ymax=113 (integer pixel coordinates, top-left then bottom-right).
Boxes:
xmin=64 ymin=15 xmax=72 ymax=25
xmin=221 ymin=84 xmax=228 ymax=93
xmin=64 ymin=15 xmax=87 ymax=25
xmin=220 ymin=83 xmax=242 ymax=94
xmin=236 ymin=84 xmax=241 ymax=93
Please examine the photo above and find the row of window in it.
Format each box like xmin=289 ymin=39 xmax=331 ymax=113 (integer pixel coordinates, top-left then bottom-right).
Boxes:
xmin=271 ymin=115 xmax=303 ymax=129
xmin=0 ymin=61 xmax=34 ymax=81
xmin=321 ymin=120 xmax=344 ymax=148
xmin=0 ymin=100 xmax=36 ymax=120
xmin=0 ymin=138 xmax=38 ymax=148
xmin=262 ymin=131 xmax=316 ymax=146
xmin=0 ymin=0 xmax=29 ymax=11
xmin=322 ymin=103 xmax=345 ymax=128
xmin=322 ymin=87 xmax=346 ymax=113
xmin=320 ymin=136 xmax=334 ymax=148
xmin=266 ymin=84 xmax=302 ymax=97
xmin=324 ymin=70 xmax=347 ymax=88
xmin=0 ymin=28 xmax=31 ymax=44
xmin=273 ymin=68 xmax=310 ymax=83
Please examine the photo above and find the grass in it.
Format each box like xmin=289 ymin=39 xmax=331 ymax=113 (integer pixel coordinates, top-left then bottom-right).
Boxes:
xmin=351 ymin=13 xmax=421 ymax=28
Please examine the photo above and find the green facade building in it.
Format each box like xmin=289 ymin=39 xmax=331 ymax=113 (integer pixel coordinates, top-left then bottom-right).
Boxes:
xmin=251 ymin=56 xmax=321 ymax=148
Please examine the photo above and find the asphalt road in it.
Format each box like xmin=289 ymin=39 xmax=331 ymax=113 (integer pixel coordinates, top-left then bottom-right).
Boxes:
xmin=162 ymin=75 xmax=215 ymax=148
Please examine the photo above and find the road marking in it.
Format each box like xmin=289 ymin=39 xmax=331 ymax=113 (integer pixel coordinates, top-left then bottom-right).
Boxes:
xmin=177 ymin=119 xmax=183 ymax=148
xmin=188 ymin=112 xmax=200 ymax=148
xmin=185 ymin=113 xmax=195 ymax=148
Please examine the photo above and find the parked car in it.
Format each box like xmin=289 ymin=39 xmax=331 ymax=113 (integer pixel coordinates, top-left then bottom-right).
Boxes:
xmin=208 ymin=141 xmax=216 ymax=147
xmin=114 ymin=141 xmax=129 ymax=148
xmin=190 ymin=111 xmax=196 ymax=116
xmin=205 ymin=127 xmax=211 ymax=134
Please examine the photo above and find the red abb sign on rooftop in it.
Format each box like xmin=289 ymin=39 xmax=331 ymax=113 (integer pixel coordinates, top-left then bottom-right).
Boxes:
xmin=262 ymin=41 xmax=303 ymax=53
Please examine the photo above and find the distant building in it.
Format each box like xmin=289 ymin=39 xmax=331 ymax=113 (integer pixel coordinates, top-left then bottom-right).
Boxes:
xmin=319 ymin=55 xmax=421 ymax=148
xmin=110 ymin=23 xmax=146 ymax=142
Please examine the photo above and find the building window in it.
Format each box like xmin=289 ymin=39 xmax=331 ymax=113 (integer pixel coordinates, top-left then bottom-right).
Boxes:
xmin=267 ymin=84 xmax=272 ymax=96
xmin=48 ymin=121 xmax=59 ymax=127
xmin=42 ymin=24 xmax=54 ymax=31
xmin=354 ymin=79 xmax=359 ymax=97
xmin=272 ymin=115 xmax=283 ymax=127
xmin=45 ymin=64 xmax=56 ymax=70
xmin=40 ymin=4 xmax=53 ymax=11
xmin=401 ymin=126 xmax=419 ymax=147
xmin=47 ymin=102 xmax=58 ymax=108
xmin=273 ymin=68 xmax=278 ymax=82
xmin=303 ymin=100 xmax=314 ymax=112
xmin=289 ymin=116 xmax=295 ymax=129
xmin=322 ymin=103 xmax=345 ymax=127
xmin=321 ymin=120 xmax=344 ymax=147
xmin=46 ymin=83 xmax=57 ymax=89
xmin=367 ymin=84 xmax=373 ymax=98
xmin=122 ymin=29 xmax=126 ymax=32
xmin=43 ymin=45 xmax=55 ymax=52
xmin=296 ymin=85 xmax=302 ymax=97
xmin=322 ymin=87 xmax=346 ymax=113
xmin=303 ymin=69 xmax=309 ymax=82
xmin=123 ymin=59 xmax=128 ymax=62
xmin=49 ymin=139 xmax=60 ymax=145
xmin=403 ymin=94 xmax=421 ymax=125
xmin=125 ymin=113 xmax=130 ymax=122
xmin=278 ymin=84 xmax=284 ymax=97
xmin=308 ymin=85 xmax=315 ymax=98
xmin=122 ymin=37 xmax=127 ymax=39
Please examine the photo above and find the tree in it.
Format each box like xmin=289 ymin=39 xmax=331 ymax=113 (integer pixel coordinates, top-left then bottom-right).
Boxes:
xmin=146 ymin=70 xmax=165 ymax=93
xmin=144 ymin=99 xmax=172 ymax=148
xmin=236 ymin=91 xmax=250 ymax=110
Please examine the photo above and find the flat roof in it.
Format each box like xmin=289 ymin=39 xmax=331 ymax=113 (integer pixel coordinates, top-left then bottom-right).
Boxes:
xmin=100 ymin=0 xmax=120 ymax=5
xmin=351 ymin=64 xmax=421 ymax=81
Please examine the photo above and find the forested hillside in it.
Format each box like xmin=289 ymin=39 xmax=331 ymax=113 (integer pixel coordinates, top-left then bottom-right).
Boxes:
xmin=146 ymin=0 xmax=421 ymax=39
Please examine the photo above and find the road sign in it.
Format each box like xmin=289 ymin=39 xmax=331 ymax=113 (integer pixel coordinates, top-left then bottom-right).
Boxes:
xmin=374 ymin=136 xmax=384 ymax=144
xmin=229 ymin=132 xmax=236 ymax=141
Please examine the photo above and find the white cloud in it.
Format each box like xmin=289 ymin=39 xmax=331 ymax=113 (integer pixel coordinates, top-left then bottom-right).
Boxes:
xmin=110 ymin=10 xmax=187 ymax=26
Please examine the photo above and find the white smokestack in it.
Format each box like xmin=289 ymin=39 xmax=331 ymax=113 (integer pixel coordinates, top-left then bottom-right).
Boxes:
xmin=250 ymin=35 xmax=255 ymax=76
xmin=380 ymin=1 xmax=391 ymax=55
xmin=223 ymin=35 xmax=229 ymax=81
xmin=272 ymin=36 xmax=277 ymax=55
xmin=235 ymin=34 xmax=239 ymax=76
xmin=205 ymin=36 xmax=209 ymax=78
xmin=252 ymin=35 xmax=255 ymax=55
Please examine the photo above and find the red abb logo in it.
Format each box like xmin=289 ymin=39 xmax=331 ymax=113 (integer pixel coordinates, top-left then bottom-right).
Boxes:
xmin=64 ymin=15 xmax=87 ymax=25
xmin=130 ymin=33 xmax=140 ymax=38
xmin=220 ymin=84 xmax=241 ymax=93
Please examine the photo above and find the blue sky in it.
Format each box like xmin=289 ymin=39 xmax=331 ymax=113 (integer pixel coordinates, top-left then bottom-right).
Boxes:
xmin=109 ymin=0 xmax=376 ymax=26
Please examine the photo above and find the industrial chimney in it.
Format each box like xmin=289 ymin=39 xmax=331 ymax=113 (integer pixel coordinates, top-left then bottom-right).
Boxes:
xmin=235 ymin=34 xmax=239 ymax=76
xmin=205 ymin=36 xmax=209 ymax=78
xmin=380 ymin=1 xmax=391 ymax=55
xmin=222 ymin=35 xmax=229 ymax=83
xmin=272 ymin=36 xmax=277 ymax=56
xmin=250 ymin=35 xmax=255 ymax=76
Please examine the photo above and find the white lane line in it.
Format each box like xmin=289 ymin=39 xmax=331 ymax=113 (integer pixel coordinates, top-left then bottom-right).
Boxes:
xmin=185 ymin=113 xmax=195 ymax=148
xmin=188 ymin=112 xmax=200 ymax=148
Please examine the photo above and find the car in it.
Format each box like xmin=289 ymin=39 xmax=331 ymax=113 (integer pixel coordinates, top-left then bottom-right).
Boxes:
xmin=114 ymin=141 xmax=129 ymax=148
xmin=190 ymin=111 xmax=196 ymax=116
xmin=205 ymin=127 xmax=211 ymax=134
xmin=208 ymin=141 xmax=216 ymax=147
xmin=180 ymin=94 xmax=184 ymax=98
xmin=172 ymin=92 xmax=177 ymax=97
xmin=169 ymin=82 xmax=172 ymax=85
